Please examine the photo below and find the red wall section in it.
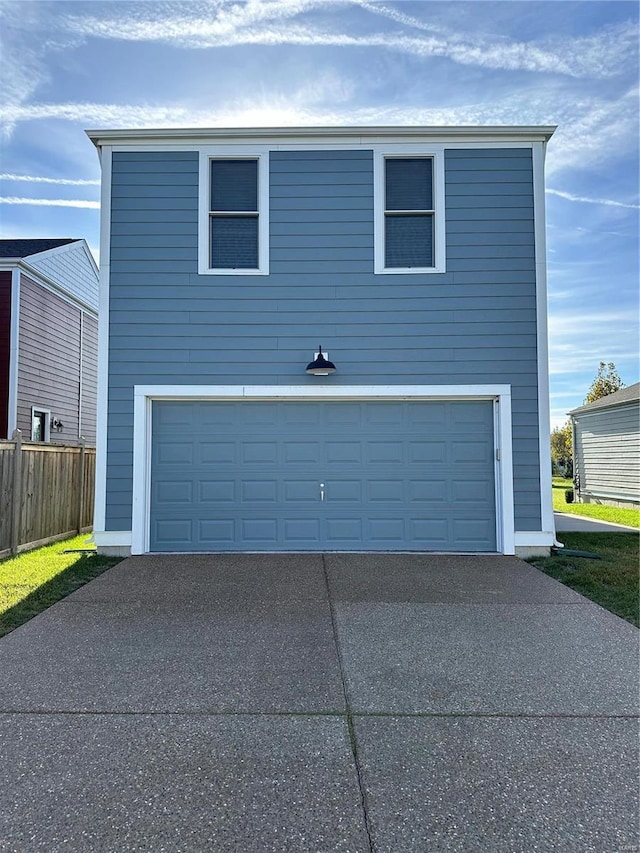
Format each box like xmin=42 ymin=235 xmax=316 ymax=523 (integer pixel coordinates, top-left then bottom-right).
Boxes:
xmin=0 ymin=271 xmax=12 ymax=439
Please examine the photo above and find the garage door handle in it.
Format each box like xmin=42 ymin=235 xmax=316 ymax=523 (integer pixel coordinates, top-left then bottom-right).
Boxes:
xmin=320 ymin=483 xmax=325 ymax=502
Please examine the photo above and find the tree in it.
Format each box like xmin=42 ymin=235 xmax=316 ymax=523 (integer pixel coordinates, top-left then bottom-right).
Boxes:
xmin=551 ymin=420 xmax=573 ymax=477
xmin=584 ymin=362 xmax=624 ymax=404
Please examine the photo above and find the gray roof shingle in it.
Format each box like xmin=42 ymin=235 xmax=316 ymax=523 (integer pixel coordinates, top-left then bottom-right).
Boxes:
xmin=569 ymin=382 xmax=640 ymax=415
xmin=0 ymin=238 xmax=78 ymax=259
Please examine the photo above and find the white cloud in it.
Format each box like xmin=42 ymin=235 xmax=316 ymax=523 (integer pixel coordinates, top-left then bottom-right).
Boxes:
xmin=61 ymin=2 xmax=637 ymax=80
xmin=0 ymin=173 xmax=100 ymax=186
xmin=0 ymin=196 xmax=100 ymax=209
xmin=547 ymin=188 xmax=639 ymax=210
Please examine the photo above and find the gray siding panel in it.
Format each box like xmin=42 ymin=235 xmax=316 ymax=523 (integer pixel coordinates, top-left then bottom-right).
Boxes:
xmin=106 ymin=148 xmax=541 ymax=534
xmin=574 ymin=403 xmax=640 ymax=502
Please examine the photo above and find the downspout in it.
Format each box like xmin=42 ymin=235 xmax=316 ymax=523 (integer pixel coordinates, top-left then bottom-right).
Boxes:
xmin=78 ymin=310 xmax=84 ymax=439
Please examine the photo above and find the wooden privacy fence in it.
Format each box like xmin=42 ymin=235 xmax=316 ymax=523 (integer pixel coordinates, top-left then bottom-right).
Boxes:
xmin=0 ymin=430 xmax=96 ymax=557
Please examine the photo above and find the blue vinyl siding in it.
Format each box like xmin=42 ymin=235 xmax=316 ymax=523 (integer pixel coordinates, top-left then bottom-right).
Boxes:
xmin=106 ymin=147 xmax=541 ymax=534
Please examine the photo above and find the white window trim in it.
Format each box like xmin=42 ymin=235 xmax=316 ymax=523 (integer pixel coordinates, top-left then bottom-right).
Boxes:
xmin=31 ymin=406 xmax=51 ymax=442
xmin=121 ymin=383 xmax=514 ymax=557
xmin=373 ymin=144 xmax=446 ymax=275
xmin=198 ymin=147 xmax=269 ymax=276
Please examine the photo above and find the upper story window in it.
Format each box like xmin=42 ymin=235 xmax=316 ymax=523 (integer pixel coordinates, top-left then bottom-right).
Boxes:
xmin=374 ymin=147 xmax=445 ymax=274
xmin=198 ymin=149 xmax=269 ymax=275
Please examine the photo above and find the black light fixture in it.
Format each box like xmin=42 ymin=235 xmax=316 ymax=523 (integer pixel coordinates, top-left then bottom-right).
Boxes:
xmin=305 ymin=345 xmax=336 ymax=376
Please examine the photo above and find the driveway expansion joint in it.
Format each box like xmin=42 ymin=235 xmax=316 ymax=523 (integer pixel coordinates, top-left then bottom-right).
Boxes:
xmin=322 ymin=554 xmax=375 ymax=853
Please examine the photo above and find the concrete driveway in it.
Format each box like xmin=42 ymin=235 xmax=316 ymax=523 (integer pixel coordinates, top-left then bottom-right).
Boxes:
xmin=554 ymin=511 xmax=640 ymax=533
xmin=0 ymin=554 xmax=638 ymax=852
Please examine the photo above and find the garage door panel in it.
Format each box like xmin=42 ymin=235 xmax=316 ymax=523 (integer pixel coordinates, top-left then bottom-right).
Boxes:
xmin=326 ymin=518 xmax=363 ymax=542
xmin=369 ymin=480 xmax=404 ymax=502
xmin=410 ymin=517 xmax=449 ymax=546
xmin=328 ymin=480 xmax=362 ymax=502
xmin=451 ymin=440 xmax=493 ymax=463
xmin=242 ymin=442 xmax=278 ymax=464
xmin=326 ymin=442 xmax=362 ymax=464
xmin=200 ymin=519 xmax=235 ymax=544
xmin=154 ymin=518 xmax=193 ymax=546
xmin=155 ymin=480 xmax=193 ymax=504
xmin=200 ymin=480 xmax=236 ymax=503
xmin=452 ymin=479 xmax=493 ymax=502
xmin=241 ymin=480 xmax=279 ymax=502
xmin=409 ymin=441 xmax=447 ymax=463
xmin=324 ymin=404 xmax=362 ymax=427
xmin=367 ymin=441 xmax=404 ymax=464
xmin=200 ymin=442 xmax=236 ymax=464
xmin=284 ymin=518 xmax=320 ymax=542
xmin=282 ymin=441 xmax=320 ymax=464
xmin=408 ymin=403 xmax=447 ymax=426
xmin=409 ymin=480 xmax=448 ymax=502
xmin=453 ymin=518 xmax=496 ymax=548
xmin=283 ymin=480 xmax=318 ymax=502
xmin=150 ymin=400 xmax=497 ymax=552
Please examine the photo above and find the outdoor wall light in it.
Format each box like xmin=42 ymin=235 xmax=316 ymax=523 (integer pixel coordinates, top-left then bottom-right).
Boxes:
xmin=305 ymin=345 xmax=336 ymax=376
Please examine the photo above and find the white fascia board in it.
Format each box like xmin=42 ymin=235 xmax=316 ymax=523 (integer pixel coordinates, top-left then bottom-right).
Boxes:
xmin=7 ymin=269 xmax=20 ymax=437
xmin=93 ymin=145 xmax=112 ymax=533
xmin=86 ymin=125 xmax=557 ymax=149
xmin=532 ymin=140 xmax=555 ymax=539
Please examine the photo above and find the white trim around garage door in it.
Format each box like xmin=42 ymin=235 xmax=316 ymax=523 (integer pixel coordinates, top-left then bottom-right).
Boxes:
xmin=113 ymin=384 xmax=516 ymax=556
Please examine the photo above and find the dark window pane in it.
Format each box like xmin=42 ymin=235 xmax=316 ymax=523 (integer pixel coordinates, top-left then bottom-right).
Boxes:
xmin=211 ymin=216 xmax=258 ymax=269
xmin=385 ymin=214 xmax=433 ymax=268
xmin=385 ymin=158 xmax=433 ymax=211
xmin=211 ymin=160 xmax=258 ymax=211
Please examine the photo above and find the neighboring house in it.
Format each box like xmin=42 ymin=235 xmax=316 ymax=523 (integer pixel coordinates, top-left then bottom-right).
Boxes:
xmin=0 ymin=239 xmax=99 ymax=446
xmin=87 ymin=125 xmax=556 ymax=557
xmin=569 ymin=382 xmax=640 ymax=508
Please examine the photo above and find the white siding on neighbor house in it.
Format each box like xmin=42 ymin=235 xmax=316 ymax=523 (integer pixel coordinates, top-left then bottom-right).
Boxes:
xmin=27 ymin=242 xmax=99 ymax=311
xmin=574 ymin=402 xmax=640 ymax=503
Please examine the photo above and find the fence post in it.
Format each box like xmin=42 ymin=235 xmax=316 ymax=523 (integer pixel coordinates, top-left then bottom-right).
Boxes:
xmin=11 ymin=429 xmax=23 ymax=555
xmin=76 ymin=437 xmax=86 ymax=534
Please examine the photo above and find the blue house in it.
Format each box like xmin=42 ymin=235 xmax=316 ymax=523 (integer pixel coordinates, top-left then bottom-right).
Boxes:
xmin=87 ymin=125 xmax=556 ymax=557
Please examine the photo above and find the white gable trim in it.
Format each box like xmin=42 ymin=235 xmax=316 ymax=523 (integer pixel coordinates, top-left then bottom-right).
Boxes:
xmin=122 ymin=383 xmax=515 ymax=557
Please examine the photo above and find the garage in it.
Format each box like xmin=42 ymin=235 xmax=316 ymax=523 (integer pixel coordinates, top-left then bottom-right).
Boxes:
xmin=149 ymin=399 xmax=497 ymax=552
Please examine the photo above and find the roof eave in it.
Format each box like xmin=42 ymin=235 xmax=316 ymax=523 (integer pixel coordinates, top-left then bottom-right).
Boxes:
xmin=86 ymin=124 xmax=557 ymax=148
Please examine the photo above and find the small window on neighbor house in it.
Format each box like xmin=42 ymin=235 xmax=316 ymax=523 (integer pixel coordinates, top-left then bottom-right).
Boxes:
xmin=31 ymin=408 xmax=50 ymax=442
xmin=384 ymin=157 xmax=435 ymax=269
xmin=209 ymin=159 xmax=259 ymax=270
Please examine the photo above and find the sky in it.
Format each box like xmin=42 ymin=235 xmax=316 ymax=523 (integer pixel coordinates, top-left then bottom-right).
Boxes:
xmin=0 ymin=0 xmax=638 ymax=428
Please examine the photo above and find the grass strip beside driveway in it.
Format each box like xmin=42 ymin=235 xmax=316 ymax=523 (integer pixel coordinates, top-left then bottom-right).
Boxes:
xmin=528 ymin=532 xmax=639 ymax=627
xmin=553 ymin=478 xmax=640 ymax=528
xmin=0 ymin=535 xmax=122 ymax=638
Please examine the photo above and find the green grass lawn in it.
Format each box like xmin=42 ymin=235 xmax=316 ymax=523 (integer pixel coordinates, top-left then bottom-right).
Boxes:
xmin=528 ymin=531 xmax=639 ymax=627
xmin=552 ymin=477 xmax=640 ymax=528
xmin=0 ymin=535 xmax=122 ymax=638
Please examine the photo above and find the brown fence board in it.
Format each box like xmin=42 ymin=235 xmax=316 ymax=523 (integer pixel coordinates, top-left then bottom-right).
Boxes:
xmin=0 ymin=432 xmax=96 ymax=554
